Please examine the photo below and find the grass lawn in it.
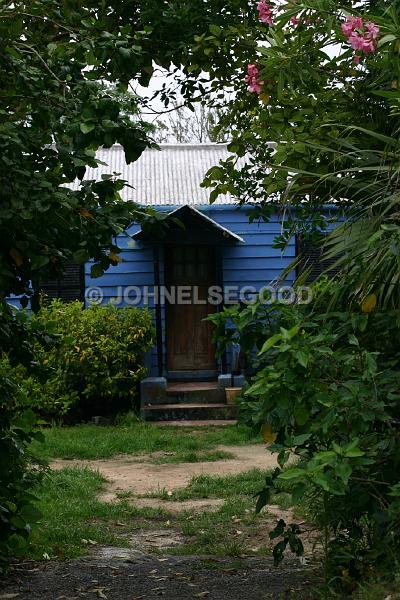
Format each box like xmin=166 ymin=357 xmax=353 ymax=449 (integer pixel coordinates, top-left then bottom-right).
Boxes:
xmin=30 ymin=465 xmax=284 ymax=561
xmin=33 ymin=421 xmax=258 ymax=461
xmin=28 ymin=421 xmax=271 ymax=560
xmin=29 ymin=467 xmax=169 ymax=560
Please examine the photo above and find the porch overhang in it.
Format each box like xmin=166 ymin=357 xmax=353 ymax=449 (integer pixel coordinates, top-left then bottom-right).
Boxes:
xmin=133 ymin=204 xmax=244 ymax=244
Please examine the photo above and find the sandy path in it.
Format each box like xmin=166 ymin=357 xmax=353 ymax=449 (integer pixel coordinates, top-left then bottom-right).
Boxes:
xmin=50 ymin=444 xmax=277 ymax=499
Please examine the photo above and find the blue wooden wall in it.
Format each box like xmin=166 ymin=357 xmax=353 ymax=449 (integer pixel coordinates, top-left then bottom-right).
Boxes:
xmin=85 ymin=205 xmax=297 ymax=376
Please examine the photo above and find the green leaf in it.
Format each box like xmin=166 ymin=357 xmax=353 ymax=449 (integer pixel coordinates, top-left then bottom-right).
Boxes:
xmin=259 ymin=333 xmax=282 ymax=354
xmin=295 ymin=350 xmax=309 ymax=367
xmin=80 ymin=122 xmax=96 ymax=134
xmin=209 ymin=24 xmax=221 ymax=36
xmin=279 ymin=468 xmax=305 ymax=481
xmin=343 ymin=447 xmax=365 ymax=458
xmin=293 ymin=404 xmax=310 ymax=426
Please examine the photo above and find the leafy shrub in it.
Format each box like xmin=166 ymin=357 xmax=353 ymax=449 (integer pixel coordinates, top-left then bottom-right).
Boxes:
xmin=214 ymin=298 xmax=400 ymax=590
xmin=3 ymin=301 xmax=154 ymax=421
xmin=0 ymin=306 xmax=45 ymax=571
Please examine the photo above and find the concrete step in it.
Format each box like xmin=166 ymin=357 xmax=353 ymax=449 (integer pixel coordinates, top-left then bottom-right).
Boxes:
xmin=166 ymin=389 xmax=226 ymax=405
xmin=141 ymin=402 xmax=238 ymax=422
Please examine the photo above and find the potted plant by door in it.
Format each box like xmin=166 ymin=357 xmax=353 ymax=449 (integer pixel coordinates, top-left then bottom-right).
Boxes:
xmin=225 ymin=344 xmax=242 ymax=405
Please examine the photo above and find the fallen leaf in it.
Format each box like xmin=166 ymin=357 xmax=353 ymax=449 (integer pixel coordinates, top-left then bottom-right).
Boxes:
xmin=220 ymin=568 xmax=237 ymax=574
xmin=87 ymin=587 xmax=108 ymax=599
xmin=0 ymin=594 xmax=20 ymax=599
xmin=194 ymin=593 xmax=210 ymax=598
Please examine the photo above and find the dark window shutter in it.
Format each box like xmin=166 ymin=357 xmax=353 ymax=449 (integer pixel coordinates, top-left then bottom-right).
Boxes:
xmin=39 ymin=263 xmax=85 ymax=302
xmin=296 ymin=235 xmax=340 ymax=282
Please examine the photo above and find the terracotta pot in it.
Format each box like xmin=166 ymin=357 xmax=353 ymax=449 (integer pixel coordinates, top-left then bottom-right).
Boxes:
xmin=225 ymin=387 xmax=242 ymax=405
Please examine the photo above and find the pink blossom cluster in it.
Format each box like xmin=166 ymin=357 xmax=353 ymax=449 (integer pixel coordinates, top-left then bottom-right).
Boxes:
xmin=341 ymin=16 xmax=380 ymax=64
xmin=256 ymin=1 xmax=274 ymax=26
xmin=245 ymin=63 xmax=263 ymax=94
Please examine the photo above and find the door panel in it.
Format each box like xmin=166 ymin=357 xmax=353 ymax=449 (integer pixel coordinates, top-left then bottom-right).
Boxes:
xmin=165 ymin=245 xmax=216 ymax=372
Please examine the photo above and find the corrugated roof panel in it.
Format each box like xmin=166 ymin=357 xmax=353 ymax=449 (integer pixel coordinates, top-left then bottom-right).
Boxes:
xmin=73 ymin=143 xmax=243 ymax=205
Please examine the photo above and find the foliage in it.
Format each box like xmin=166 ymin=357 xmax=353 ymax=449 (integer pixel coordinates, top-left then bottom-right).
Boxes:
xmin=0 ymin=408 xmax=44 ymax=570
xmin=0 ymin=0 xmax=255 ymax=304
xmin=20 ymin=301 xmax=154 ymax=420
xmin=199 ymin=0 xmax=400 ymax=304
xmin=223 ymin=293 xmax=400 ymax=590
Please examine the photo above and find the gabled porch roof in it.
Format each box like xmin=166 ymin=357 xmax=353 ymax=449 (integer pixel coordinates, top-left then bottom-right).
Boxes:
xmin=133 ymin=204 xmax=244 ymax=244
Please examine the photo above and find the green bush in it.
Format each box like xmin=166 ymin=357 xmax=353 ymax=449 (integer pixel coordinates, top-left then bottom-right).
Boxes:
xmin=4 ymin=301 xmax=154 ymax=421
xmin=214 ymin=298 xmax=400 ymax=591
xmin=0 ymin=306 xmax=45 ymax=571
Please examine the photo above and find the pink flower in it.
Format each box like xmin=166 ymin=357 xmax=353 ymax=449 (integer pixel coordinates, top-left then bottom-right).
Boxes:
xmin=349 ymin=32 xmax=365 ymax=51
xmin=245 ymin=63 xmax=263 ymax=94
xmin=361 ymin=39 xmax=376 ymax=54
xmin=256 ymin=1 xmax=274 ymax=26
xmin=341 ymin=15 xmax=380 ymax=62
xmin=365 ymin=21 xmax=380 ymax=40
xmin=341 ymin=15 xmax=363 ymax=37
xmin=290 ymin=15 xmax=299 ymax=26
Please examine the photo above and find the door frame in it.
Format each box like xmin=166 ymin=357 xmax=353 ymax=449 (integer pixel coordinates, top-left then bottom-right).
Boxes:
xmin=164 ymin=242 xmax=222 ymax=381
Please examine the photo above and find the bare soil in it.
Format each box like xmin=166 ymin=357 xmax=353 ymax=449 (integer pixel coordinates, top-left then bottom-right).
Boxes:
xmin=50 ymin=444 xmax=278 ymax=502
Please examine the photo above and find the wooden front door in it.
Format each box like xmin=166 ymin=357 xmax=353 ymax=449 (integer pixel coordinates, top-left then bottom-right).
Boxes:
xmin=165 ymin=245 xmax=217 ymax=372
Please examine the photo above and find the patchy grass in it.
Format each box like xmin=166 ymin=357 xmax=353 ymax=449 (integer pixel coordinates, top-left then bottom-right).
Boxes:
xmin=29 ymin=465 xmax=294 ymax=561
xmin=29 ymin=467 xmax=170 ymax=560
xmin=171 ymin=496 xmax=270 ymax=557
xmin=145 ymin=468 xmax=278 ymax=501
xmin=151 ymin=449 xmax=235 ymax=464
xmin=141 ymin=469 xmax=294 ymax=557
xmin=32 ymin=422 xmax=258 ymax=460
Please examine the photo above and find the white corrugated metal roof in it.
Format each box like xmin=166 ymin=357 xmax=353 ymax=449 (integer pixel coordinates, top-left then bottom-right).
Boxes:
xmin=76 ymin=143 xmax=240 ymax=206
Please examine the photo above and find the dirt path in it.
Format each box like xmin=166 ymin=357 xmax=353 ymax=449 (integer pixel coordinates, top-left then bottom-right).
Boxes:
xmin=50 ymin=444 xmax=278 ymax=501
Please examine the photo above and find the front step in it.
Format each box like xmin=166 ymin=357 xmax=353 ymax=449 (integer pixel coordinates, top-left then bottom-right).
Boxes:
xmin=141 ymin=402 xmax=238 ymax=422
xmin=140 ymin=378 xmax=241 ymax=422
xmin=165 ymin=382 xmax=225 ymax=405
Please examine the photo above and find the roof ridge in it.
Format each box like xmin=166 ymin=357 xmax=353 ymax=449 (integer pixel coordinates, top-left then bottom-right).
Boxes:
xmin=105 ymin=142 xmax=229 ymax=151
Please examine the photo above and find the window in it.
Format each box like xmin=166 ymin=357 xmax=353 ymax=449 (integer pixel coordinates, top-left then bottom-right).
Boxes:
xmin=39 ymin=262 xmax=85 ymax=302
xmin=296 ymin=235 xmax=340 ymax=282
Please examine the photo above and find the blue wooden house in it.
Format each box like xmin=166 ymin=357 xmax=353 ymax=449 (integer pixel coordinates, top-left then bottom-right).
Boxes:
xmin=39 ymin=143 xmax=330 ymax=422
